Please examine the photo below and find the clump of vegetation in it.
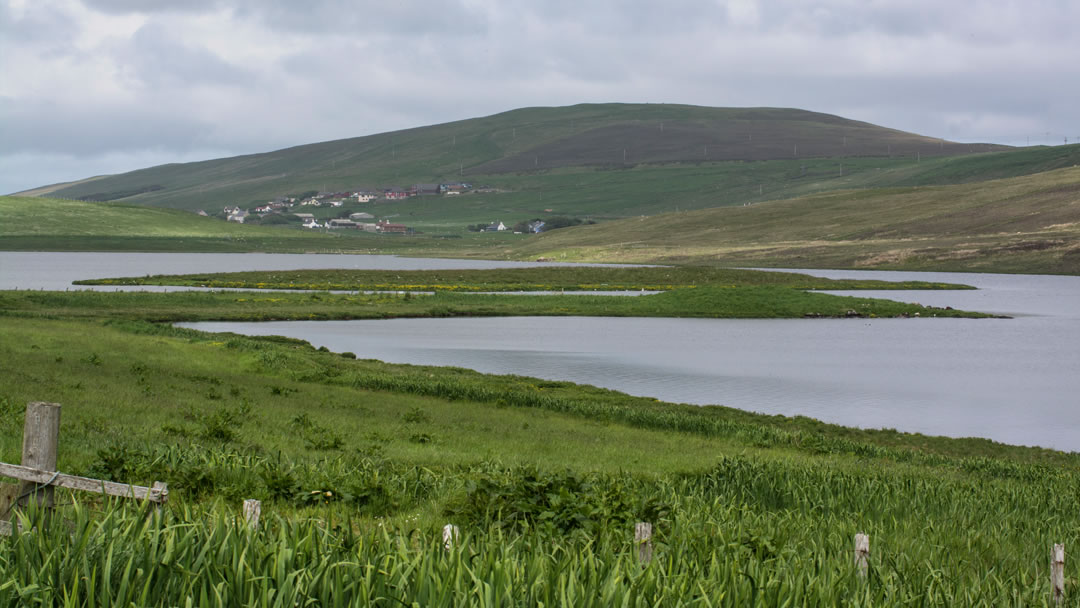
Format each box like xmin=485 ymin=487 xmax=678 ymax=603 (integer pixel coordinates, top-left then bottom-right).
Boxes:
xmin=446 ymin=467 xmax=667 ymax=537
xmin=400 ymin=407 xmax=431 ymax=424
xmin=291 ymin=413 xmax=344 ymax=451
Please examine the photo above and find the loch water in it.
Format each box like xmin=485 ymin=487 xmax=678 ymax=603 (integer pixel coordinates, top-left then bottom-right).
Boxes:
xmin=3 ymin=252 xmax=1077 ymax=451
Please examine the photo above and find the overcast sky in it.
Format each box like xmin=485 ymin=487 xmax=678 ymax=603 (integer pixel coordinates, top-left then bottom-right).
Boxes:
xmin=2 ymin=0 xmax=1078 ymax=194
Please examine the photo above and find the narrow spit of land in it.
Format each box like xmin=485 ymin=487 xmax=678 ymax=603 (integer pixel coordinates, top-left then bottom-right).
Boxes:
xmin=63 ymin=266 xmax=989 ymax=321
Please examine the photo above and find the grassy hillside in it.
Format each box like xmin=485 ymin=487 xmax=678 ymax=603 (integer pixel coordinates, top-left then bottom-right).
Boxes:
xmin=41 ymin=104 xmax=1005 ymax=214
xmin=0 ymin=195 xmax=385 ymax=253
xmin=513 ymin=165 xmax=1080 ymax=274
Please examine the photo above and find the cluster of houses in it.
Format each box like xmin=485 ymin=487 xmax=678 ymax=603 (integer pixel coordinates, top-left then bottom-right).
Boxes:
xmin=217 ymin=182 xmax=477 ymax=232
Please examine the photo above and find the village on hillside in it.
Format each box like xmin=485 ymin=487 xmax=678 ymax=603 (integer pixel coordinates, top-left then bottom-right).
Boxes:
xmin=209 ymin=182 xmax=502 ymax=234
xmin=207 ymin=181 xmax=585 ymax=235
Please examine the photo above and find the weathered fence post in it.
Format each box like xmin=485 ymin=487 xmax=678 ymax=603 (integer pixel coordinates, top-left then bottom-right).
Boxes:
xmin=635 ymin=522 xmax=654 ymax=565
xmin=854 ymin=533 xmax=870 ymax=579
xmin=243 ymin=499 xmax=262 ymax=530
xmin=442 ymin=524 xmax=460 ymax=551
xmin=1052 ymin=543 xmax=1065 ymax=604
xmin=18 ymin=402 xmax=61 ymax=509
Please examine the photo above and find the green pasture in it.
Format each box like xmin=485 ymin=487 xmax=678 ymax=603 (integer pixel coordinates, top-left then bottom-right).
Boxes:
xmin=1 ymin=307 xmax=1078 ymax=605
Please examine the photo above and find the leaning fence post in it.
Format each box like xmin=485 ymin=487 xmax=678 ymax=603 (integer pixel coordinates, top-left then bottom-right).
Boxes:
xmin=1052 ymin=543 xmax=1065 ymax=604
xmin=243 ymin=499 xmax=262 ymax=530
xmin=854 ymin=533 xmax=870 ymax=579
xmin=635 ymin=522 xmax=654 ymax=565
xmin=18 ymin=402 xmax=61 ymax=509
xmin=442 ymin=524 xmax=460 ymax=551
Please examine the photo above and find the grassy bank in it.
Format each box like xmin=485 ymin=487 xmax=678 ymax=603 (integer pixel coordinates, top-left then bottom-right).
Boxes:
xmin=1 ymin=312 xmax=1077 ymax=605
xmin=0 ymin=285 xmax=989 ymax=322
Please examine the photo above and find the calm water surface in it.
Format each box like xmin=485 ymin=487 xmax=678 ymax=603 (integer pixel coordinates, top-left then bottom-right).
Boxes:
xmin=0 ymin=251 xmax=617 ymax=291
xmin=182 ymin=269 xmax=1080 ymax=451
xmin=4 ymin=252 xmax=1077 ymax=451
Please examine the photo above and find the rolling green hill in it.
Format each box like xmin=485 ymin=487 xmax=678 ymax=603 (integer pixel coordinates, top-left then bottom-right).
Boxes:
xmin=512 ymin=165 xmax=1080 ymax=274
xmin=38 ymin=104 xmax=1006 ymax=215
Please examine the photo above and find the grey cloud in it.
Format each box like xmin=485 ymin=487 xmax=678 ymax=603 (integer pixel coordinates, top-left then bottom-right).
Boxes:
xmin=81 ymin=0 xmax=223 ymax=14
xmin=0 ymin=2 xmax=81 ymax=50
xmin=231 ymin=0 xmax=489 ymax=36
xmin=117 ymin=22 xmax=257 ymax=88
xmin=0 ymin=97 xmax=217 ymax=157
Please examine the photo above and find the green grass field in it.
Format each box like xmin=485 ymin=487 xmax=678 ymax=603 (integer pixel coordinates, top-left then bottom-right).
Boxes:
xmin=0 ymin=291 xmax=1076 ymax=605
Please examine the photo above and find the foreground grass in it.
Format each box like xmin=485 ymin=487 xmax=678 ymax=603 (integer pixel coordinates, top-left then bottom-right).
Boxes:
xmin=1 ymin=314 xmax=1078 ymax=605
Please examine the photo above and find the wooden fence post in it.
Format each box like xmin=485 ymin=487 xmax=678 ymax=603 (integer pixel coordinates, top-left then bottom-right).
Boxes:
xmin=1052 ymin=543 xmax=1065 ymax=604
xmin=635 ymin=522 xmax=654 ymax=565
xmin=854 ymin=533 xmax=870 ymax=579
xmin=243 ymin=499 xmax=261 ymax=530
xmin=442 ymin=524 xmax=459 ymax=551
xmin=18 ymin=402 xmax=61 ymax=509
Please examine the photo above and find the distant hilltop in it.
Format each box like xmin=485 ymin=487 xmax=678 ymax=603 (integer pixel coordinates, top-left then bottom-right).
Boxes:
xmin=24 ymin=103 xmax=1008 ymax=212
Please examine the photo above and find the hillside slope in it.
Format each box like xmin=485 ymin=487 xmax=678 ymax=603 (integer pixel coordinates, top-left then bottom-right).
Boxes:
xmin=0 ymin=196 xmax=362 ymax=252
xmin=513 ymin=166 xmax=1080 ymax=274
xmin=41 ymin=104 xmax=1004 ymax=212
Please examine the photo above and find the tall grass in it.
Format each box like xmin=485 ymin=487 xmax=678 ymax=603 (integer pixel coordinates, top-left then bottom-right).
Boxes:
xmin=4 ymin=447 xmax=1078 ymax=606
